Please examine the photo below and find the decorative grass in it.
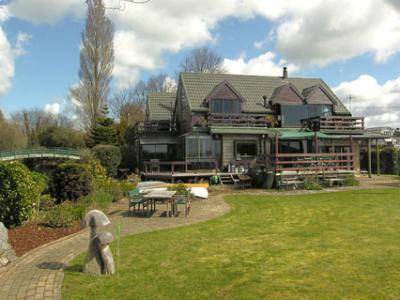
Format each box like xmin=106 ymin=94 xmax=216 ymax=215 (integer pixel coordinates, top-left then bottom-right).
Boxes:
xmin=63 ymin=188 xmax=400 ymax=299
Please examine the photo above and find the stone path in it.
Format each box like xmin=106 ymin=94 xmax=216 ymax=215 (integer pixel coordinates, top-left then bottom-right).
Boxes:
xmin=0 ymin=195 xmax=230 ymax=300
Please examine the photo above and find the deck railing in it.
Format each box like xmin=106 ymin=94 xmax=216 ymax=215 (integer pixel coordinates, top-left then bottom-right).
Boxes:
xmin=135 ymin=121 xmax=176 ymax=133
xmin=302 ymin=116 xmax=364 ymax=134
xmin=208 ymin=113 xmax=272 ymax=127
xmin=275 ymin=152 xmax=354 ymax=173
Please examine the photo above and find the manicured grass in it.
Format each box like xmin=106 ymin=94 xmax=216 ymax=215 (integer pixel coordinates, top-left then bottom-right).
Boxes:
xmin=63 ymin=188 xmax=400 ymax=299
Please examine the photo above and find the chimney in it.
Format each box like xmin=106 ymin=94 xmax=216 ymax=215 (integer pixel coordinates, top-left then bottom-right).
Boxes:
xmin=282 ymin=67 xmax=288 ymax=79
xmin=263 ymin=95 xmax=268 ymax=107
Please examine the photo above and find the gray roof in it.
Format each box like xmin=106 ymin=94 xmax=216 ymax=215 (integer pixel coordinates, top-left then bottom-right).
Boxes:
xmin=147 ymin=92 xmax=175 ymax=121
xmin=180 ymin=72 xmax=350 ymax=114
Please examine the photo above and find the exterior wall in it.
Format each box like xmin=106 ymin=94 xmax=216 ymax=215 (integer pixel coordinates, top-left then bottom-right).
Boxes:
xmin=222 ymin=134 xmax=260 ymax=166
xmin=352 ymin=139 xmax=360 ymax=173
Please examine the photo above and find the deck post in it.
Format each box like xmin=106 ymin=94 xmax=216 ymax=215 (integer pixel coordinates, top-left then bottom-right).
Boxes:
xmin=275 ymin=133 xmax=279 ymax=172
xmin=368 ymin=138 xmax=372 ymax=178
xmin=376 ymin=139 xmax=380 ymax=176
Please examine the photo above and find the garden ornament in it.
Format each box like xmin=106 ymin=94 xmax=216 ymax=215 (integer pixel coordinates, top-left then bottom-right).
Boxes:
xmin=82 ymin=210 xmax=115 ymax=275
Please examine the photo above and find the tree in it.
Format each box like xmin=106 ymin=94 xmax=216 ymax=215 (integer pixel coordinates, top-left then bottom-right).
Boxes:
xmin=39 ymin=126 xmax=85 ymax=148
xmin=90 ymin=105 xmax=118 ymax=146
xmin=178 ymin=47 xmax=226 ymax=74
xmin=0 ymin=111 xmax=26 ymax=150
xmin=70 ymin=0 xmax=114 ymax=131
xmin=11 ymin=109 xmax=57 ymax=147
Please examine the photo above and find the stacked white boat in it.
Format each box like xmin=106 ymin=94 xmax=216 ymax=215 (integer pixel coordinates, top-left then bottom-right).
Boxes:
xmin=137 ymin=181 xmax=209 ymax=199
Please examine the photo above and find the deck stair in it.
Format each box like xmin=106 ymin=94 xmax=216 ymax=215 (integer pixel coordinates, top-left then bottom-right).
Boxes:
xmin=218 ymin=173 xmax=240 ymax=185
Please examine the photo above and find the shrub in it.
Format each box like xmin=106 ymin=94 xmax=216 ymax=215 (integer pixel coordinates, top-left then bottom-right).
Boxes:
xmin=0 ymin=161 xmax=39 ymax=228
xmin=49 ymin=162 xmax=93 ymax=203
xmin=92 ymin=145 xmax=121 ymax=177
xmin=107 ymin=180 xmax=124 ymax=202
xmin=168 ymin=183 xmax=191 ymax=196
xmin=86 ymin=159 xmax=109 ymax=189
xmin=344 ymin=175 xmax=359 ymax=186
xmin=84 ymin=189 xmax=114 ymax=211
xmin=46 ymin=203 xmax=76 ymax=228
xmin=39 ymin=194 xmax=56 ymax=211
xmin=119 ymin=181 xmax=136 ymax=197
xmin=303 ymin=177 xmax=323 ymax=190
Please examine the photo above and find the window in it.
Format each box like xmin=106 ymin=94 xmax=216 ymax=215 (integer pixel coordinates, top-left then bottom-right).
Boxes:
xmin=280 ymin=141 xmax=302 ymax=153
xmin=308 ymin=104 xmax=332 ymax=118
xmin=281 ymin=105 xmax=308 ymax=127
xmin=235 ymin=141 xmax=257 ymax=159
xmin=142 ymin=144 xmax=176 ymax=160
xmin=186 ymin=136 xmax=221 ymax=159
xmin=211 ymin=99 xmax=241 ymax=114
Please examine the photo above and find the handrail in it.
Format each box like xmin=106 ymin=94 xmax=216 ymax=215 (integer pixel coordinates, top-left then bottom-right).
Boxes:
xmin=0 ymin=147 xmax=81 ymax=161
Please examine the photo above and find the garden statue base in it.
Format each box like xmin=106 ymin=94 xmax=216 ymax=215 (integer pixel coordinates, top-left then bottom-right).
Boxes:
xmin=0 ymin=222 xmax=17 ymax=268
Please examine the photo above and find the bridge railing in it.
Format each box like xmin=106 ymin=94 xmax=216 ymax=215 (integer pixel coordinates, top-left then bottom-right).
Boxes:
xmin=0 ymin=148 xmax=81 ymax=160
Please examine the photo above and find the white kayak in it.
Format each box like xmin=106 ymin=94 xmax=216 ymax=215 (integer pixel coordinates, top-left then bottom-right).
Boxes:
xmin=189 ymin=187 xmax=208 ymax=199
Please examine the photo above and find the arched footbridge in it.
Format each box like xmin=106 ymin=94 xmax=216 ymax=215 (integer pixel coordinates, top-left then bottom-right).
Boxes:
xmin=0 ymin=148 xmax=81 ymax=161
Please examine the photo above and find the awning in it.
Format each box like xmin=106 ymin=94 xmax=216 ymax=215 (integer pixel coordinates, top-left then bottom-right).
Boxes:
xmin=139 ymin=135 xmax=178 ymax=145
xmin=278 ymin=129 xmax=345 ymax=140
xmin=210 ymin=126 xmax=278 ymax=135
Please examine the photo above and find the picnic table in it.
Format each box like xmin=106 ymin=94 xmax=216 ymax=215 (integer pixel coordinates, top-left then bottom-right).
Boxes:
xmin=142 ymin=190 xmax=176 ymax=217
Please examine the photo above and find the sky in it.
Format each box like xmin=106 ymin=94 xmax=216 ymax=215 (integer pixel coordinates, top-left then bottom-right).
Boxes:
xmin=0 ymin=0 xmax=399 ymax=128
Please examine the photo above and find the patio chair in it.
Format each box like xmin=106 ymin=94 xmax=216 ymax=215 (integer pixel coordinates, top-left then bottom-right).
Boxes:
xmin=128 ymin=188 xmax=144 ymax=216
xmin=172 ymin=194 xmax=191 ymax=217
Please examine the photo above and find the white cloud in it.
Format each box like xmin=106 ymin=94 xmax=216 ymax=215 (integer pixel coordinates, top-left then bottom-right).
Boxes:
xmin=44 ymin=102 xmax=60 ymax=115
xmin=0 ymin=27 xmax=14 ymax=96
xmin=274 ymin=0 xmax=400 ymax=66
xmin=13 ymin=32 xmax=31 ymax=56
xmin=163 ymin=76 xmax=176 ymax=92
xmin=333 ymin=74 xmax=400 ymax=128
xmin=7 ymin=0 xmax=84 ymax=24
xmin=223 ymin=51 xmax=299 ymax=76
xmin=3 ymin=0 xmax=400 ymax=88
xmin=0 ymin=5 xmax=10 ymax=22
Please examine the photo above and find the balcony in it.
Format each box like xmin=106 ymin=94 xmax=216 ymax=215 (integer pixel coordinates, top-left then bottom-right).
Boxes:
xmin=301 ymin=116 xmax=364 ymax=134
xmin=135 ymin=121 xmax=176 ymax=134
xmin=208 ymin=113 xmax=273 ymax=127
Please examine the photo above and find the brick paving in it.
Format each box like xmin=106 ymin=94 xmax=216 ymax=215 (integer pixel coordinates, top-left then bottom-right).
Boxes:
xmin=0 ymin=195 xmax=230 ymax=300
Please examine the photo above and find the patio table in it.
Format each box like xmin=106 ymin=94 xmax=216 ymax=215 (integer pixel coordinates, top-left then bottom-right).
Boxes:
xmin=142 ymin=190 xmax=176 ymax=217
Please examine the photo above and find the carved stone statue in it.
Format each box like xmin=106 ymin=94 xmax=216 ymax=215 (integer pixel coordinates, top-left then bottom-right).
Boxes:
xmin=82 ymin=210 xmax=115 ymax=275
xmin=0 ymin=222 xmax=17 ymax=268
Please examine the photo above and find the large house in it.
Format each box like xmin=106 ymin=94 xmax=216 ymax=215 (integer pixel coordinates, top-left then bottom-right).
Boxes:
xmin=134 ymin=69 xmax=379 ymax=185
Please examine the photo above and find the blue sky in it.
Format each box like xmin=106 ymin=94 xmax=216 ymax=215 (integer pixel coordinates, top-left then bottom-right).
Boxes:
xmin=0 ymin=0 xmax=399 ymax=127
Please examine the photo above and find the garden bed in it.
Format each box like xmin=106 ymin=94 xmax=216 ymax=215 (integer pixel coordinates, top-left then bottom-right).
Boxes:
xmin=8 ymin=221 xmax=82 ymax=256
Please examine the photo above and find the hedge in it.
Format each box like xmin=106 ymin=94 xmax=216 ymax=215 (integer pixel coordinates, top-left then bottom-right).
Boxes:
xmin=0 ymin=161 xmax=39 ymax=228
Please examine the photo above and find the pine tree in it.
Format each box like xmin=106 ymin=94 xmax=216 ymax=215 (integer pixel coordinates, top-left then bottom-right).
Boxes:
xmin=89 ymin=104 xmax=118 ymax=146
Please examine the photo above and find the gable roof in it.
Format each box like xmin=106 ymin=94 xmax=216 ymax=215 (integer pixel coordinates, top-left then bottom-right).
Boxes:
xmin=146 ymin=92 xmax=175 ymax=121
xmin=180 ymin=72 xmax=350 ymax=114
xmin=205 ymin=80 xmax=246 ymax=103
xmin=269 ymin=83 xmax=305 ymax=105
xmin=302 ymin=84 xmax=336 ymax=105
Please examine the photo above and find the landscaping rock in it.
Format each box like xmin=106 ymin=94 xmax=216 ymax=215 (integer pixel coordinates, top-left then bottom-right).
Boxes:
xmin=0 ymin=222 xmax=17 ymax=268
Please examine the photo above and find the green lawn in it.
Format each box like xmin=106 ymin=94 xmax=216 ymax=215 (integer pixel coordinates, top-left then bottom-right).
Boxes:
xmin=63 ymin=188 xmax=400 ymax=299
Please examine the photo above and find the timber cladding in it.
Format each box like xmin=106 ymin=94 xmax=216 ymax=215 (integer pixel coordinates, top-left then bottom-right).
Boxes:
xmin=222 ymin=135 xmax=260 ymax=165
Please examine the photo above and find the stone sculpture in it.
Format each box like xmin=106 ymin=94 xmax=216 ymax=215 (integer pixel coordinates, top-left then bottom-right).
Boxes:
xmin=82 ymin=210 xmax=115 ymax=275
xmin=0 ymin=222 xmax=17 ymax=268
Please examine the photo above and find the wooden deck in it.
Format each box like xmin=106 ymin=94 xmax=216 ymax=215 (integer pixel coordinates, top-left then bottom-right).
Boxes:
xmin=141 ymin=171 xmax=240 ymax=183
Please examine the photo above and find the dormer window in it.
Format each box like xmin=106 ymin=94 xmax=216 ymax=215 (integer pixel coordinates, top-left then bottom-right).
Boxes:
xmin=211 ymin=99 xmax=241 ymax=114
xmin=205 ymin=80 xmax=245 ymax=114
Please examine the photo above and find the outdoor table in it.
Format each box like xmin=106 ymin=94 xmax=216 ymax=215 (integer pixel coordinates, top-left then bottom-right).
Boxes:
xmin=142 ymin=190 xmax=176 ymax=217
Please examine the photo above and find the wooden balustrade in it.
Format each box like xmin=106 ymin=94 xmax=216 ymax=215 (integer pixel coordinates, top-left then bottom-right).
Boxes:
xmin=208 ymin=113 xmax=272 ymax=127
xmin=275 ymin=152 xmax=354 ymax=172
xmin=302 ymin=116 xmax=364 ymax=134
